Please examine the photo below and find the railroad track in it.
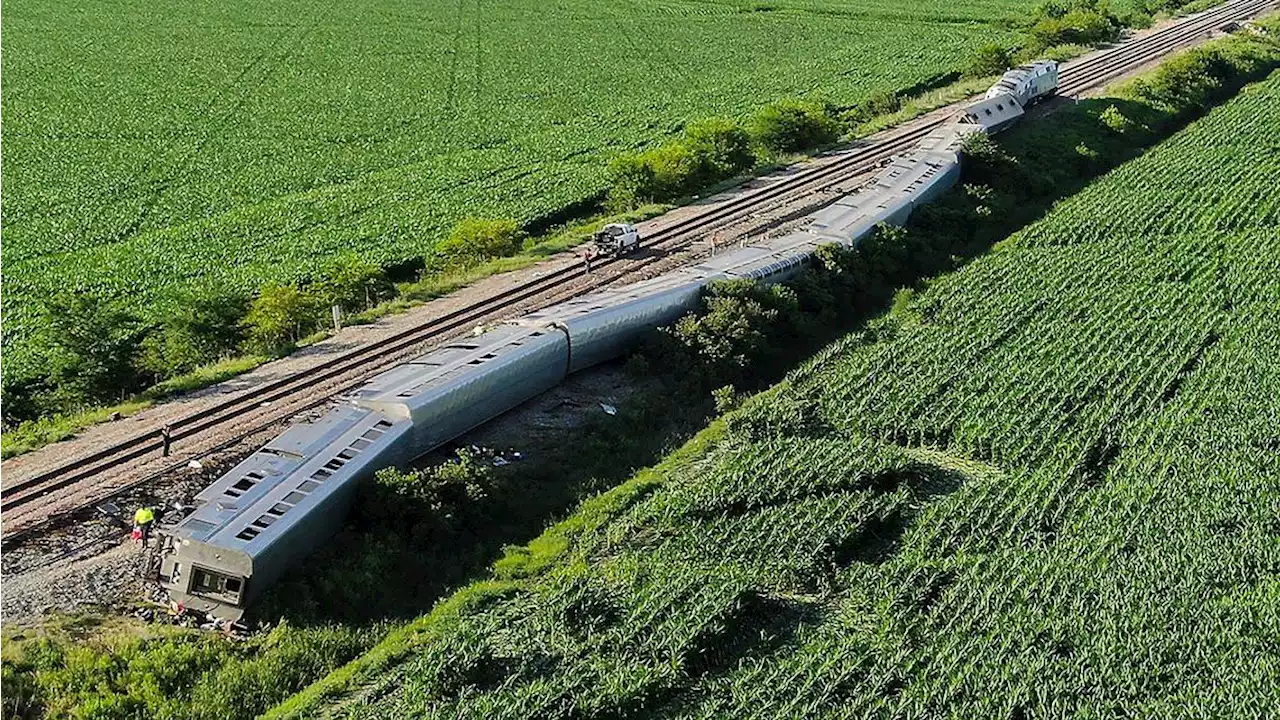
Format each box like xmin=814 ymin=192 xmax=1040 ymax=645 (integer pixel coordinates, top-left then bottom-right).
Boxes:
xmin=2 ymin=0 xmax=1271 ymax=544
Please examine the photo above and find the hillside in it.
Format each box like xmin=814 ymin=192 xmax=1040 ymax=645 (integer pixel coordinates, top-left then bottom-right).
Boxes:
xmin=0 ymin=0 xmax=1046 ymax=374
xmin=282 ymin=70 xmax=1280 ymax=717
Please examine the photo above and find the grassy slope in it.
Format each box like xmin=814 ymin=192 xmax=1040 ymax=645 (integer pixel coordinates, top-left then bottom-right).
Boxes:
xmin=1 ymin=0 xmax=1039 ymax=373
xmin=271 ymin=68 xmax=1280 ymax=718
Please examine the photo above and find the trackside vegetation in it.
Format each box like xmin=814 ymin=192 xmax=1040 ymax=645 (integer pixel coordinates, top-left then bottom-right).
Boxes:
xmin=271 ymin=54 xmax=1280 ymax=717
xmin=270 ymin=29 xmax=1280 ymax=717
xmin=0 ymin=0 xmax=1216 ymax=441
xmin=7 ymin=0 xmax=1045 ymax=388
xmin=4 ymin=25 xmax=1263 ymax=720
xmin=0 ymin=208 xmax=662 ymax=457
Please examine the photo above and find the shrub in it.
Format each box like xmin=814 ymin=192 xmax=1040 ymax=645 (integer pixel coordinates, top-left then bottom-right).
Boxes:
xmin=1099 ymin=104 xmax=1135 ymax=133
xmin=843 ymin=90 xmax=903 ymax=125
xmin=965 ymin=43 xmax=1013 ymax=78
xmin=35 ymin=291 xmax=148 ymax=408
xmin=1027 ymin=1 xmax=1119 ymax=52
xmin=750 ymin=98 xmax=840 ymax=154
xmin=1132 ymin=47 xmax=1235 ymax=112
xmin=431 ymin=217 xmax=524 ymax=270
xmin=1 ymin=375 xmax=52 ymax=428
xmin=684 ymin=116 xmax=756 ymax=178
xmin=360 ymin=448 xmax=494 ymax=535
xmin=242 ymin=283 xmax=322 ymax=356
xmin=642 ymin=142 xmax=705 ymax=197
xmin=137 ymin=287 xmax=248 ymax=380
xmin=655 ymin=279 xmax=803 ymax=390
xmin=606 ymin=117 xmax=756 ymax=208
xmin=2 ymin=661 xmax=42 ymax=719
xmin=316 ymin=254 xmax=394 ymax=314
xmin=606 ymin=153 xmax=660 ymax=209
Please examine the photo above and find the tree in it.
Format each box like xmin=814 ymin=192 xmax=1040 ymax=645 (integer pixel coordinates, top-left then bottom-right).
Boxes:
xmin=684 ymin=117 xmax=756 ymax=179
xmin=316 ymin=254 xmax=393 ymax=314
xmin=35 ymin=292 xmax=147 ymax=407
xmin=429 ymin=218 xmax=524 ymax=271
xmin=137 ymin=287 xmax=248 ymax=379
xmin=965 ymin=43 xmax=1013 ymax=79
xmin=606 ymin=152 xmax=659 ymax=210
xmin=242 ymin=283 xmax=321 ymax=356
xmin=750 ymin=98 xmax=840 ymax=154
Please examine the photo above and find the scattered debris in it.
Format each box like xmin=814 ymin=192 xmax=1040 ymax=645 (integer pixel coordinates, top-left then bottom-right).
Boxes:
xmin=600 ymin=403 xmax=618 ymax=416
xmin=187 ymin=460 xmax=203 ymax=470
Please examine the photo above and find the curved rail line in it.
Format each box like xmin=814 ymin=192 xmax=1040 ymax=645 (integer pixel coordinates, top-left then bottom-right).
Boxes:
xmin=2 ymin=0 xmax=1271 ymax=543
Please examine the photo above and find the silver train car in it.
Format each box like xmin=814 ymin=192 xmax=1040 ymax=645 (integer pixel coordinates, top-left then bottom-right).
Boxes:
xmin=962 ymin=60 xmax=1060 ymax=133
xmin=156 ymin=63 xmax=1057 ymax=619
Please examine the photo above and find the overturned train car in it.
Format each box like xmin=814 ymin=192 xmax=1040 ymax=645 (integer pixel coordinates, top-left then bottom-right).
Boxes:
xmin=157 ymin=70 xmax=1053 ymax=619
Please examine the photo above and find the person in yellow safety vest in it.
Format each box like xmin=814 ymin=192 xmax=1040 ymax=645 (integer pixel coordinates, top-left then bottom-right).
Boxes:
xmin=133 ymin=506 xmax=156 ymax=544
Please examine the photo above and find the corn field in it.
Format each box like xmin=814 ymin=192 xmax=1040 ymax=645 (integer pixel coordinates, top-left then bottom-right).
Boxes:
xmin=0 ymin=0 xmax=1033 ymax=374
xmin=329 ymin=72 xmax=1280 ymax=718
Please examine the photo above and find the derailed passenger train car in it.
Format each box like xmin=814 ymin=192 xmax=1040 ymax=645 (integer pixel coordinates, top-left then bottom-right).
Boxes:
xmin=158 ymin=407 xmax=411 ymax=618
xmin=156 ymin=63 xmax=1057 ymax=619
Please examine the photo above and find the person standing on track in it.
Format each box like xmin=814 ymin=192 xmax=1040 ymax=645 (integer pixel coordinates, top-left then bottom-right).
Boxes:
xmin=160 ymin=425 xmax=172 ymax=457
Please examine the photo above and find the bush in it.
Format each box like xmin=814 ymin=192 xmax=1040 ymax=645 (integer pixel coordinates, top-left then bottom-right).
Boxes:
xmin=360 ymin=448 xmax=494 ymax=535
xmin=316 ymin=254 xmax=394 ymax=315
xmin=684 ymin=117 xmax=756 ymax=178
xmin=431 ymin=217 xmax=524 ymax=270
xmin=137 ymin=287 xmax=248 ymax=380
xmin=606 ymin=152 xmax=660 ymax=209
xmin=843 ymin=90 xmax=902 ymax=125
xmin=242 ymin=283 xmax=322 ymax=356
xmin=1099 ymin=104 xmax=1135 ymax=133
xmin=965 ymin=43 xmax=1013 ymax=78
xmin=35 ymin=292 xmax=148 ymax=408
xmin=606 ymin=117 xmax=756 ymax=209
xmin=1132 ymin=46 xmax=1235 ymax=112
xmin=1027 ymin=1 xmax=1119 ymax=52
xmin=653 ymin=279 xmax=803 ymax=391
xmin=750 ymin=98 xmax=840 ymax=154
xmin=2 ymin=661 xmax=42 ymax=719
xmin=1 ymin=375 xmax=52 ymax=428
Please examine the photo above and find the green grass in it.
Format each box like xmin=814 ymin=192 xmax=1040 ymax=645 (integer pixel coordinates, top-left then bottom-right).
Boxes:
xmin=1 ymin=0 xmax=1055 ymax=377
xmin=0 ymin=204 xmax=667 ymax=459
xmin=0 ymin=356 xmax=264 ymax=459
xmin=267 ymin=53 xmax=1280 ymax=720
xmin=0 ymin=400 xmax=152 ymax=460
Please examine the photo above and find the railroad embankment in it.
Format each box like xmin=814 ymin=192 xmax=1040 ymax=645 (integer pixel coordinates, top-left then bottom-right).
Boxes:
xmin=265 ymin=24 xmax=1280 ymax=720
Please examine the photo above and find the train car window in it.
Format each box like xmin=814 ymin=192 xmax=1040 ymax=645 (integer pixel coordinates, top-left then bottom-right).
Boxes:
xmin=192 ymin=567 xmax=244 ymax=603
xmin=236 ymin=528 xmax=260 ymax=540
xmin=283 ymin=491 xmax=307 ymax=504
xmin=298 ymin=480 xmax=321 ymax=493
xmin=182 ymin=518 xmax=217 ymax=534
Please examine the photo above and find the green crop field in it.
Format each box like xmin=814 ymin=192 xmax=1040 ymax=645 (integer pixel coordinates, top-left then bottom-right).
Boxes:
xmin=298 ymin=71 xmax=1280 ymax=717
xmin=0 ymin=0 xmax=1042 ymax=375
